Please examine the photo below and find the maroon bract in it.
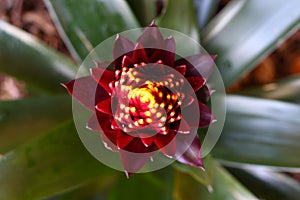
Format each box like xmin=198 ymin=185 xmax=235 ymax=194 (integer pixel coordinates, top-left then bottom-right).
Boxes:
xmin=63 ymin=22 xmax=215 ymax=177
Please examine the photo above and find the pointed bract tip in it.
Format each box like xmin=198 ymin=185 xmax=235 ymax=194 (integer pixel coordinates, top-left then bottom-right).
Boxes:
xmin=93 ymin=60 xmax=98 ymax=67
xmin=209 ymin=89 xmax=216 ymax=95
xmin=60 ymin=80 xmax=74 ymax=95
xmin=115 ymin=33 xmax=120 ymax=40
xmin=85 ymin=124 xmax=94 ymax=132
xmin=210 ymin=55 xmax=217 ymax=60
xmin=211 ymin=118 xmax=217 ymax=124
xmin=89 ymin=68 xmax=95 ymax=78
xmin=149 ymin=20 xmax=157 ymax=27
xmin=85 ymin=115 xmax=100 ymax=132
xmin=60 ymin=82 xmax=67 ymax=89
xmin=125 ymin=171 xmax=133 ymax=179
xmin=195 ymin=161 xmax=204 ymax=168
xmin=115 ymin=33 xmax=128 ymax=42
xmin=167 ymin=35 xmax=174 ymax=40
xmin=210 ymin=112 xmax=217 ymax=124
xmin=134 ymin=42 xmax=144 ymax=50
xmin=207 ymin=185 xmax=214 ymax=193
xmin=150 ymin=156 xmax=154 ymax=162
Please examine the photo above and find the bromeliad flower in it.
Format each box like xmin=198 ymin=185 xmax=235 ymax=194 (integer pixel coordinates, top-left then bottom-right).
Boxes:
xmin=63 ymin=21 xmax=215 ymax=176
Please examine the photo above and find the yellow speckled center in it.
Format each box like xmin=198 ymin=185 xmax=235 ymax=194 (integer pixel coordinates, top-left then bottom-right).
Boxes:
xmin=128 ymin=87 xmax=156 ymax=107
xmin=127 ymin=81 xmax=160 ymax=109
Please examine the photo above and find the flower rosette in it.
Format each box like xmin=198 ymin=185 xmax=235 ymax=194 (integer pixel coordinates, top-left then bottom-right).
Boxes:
xmin=63 ymin=22 xmax=223 ymax=176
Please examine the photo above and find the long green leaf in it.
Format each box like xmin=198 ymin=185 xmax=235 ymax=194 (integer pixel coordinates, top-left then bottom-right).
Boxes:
xmin=227 ymin=167 xmax=300 ymax=200
xmin=0 ymin=20 xmax=77 ymax=93
xmin=202 ymin=0 xmax=300 ymax=87
xmin=49 ymin=177 xmax=116 ymax=200
xmin=173 ymin=164 xmax=258 ymax=200
xmin=127 ymin=0 xmax=157 ymax=26
xmin=173 ymin=154 xmax=214 ymax=187
xmin=0 ymin=95 xmax=72 ymax=153
xmin=108 ymin=167 xmax=173 ymax=200
xmin=0 ymin=120 xmax=114 ymax=200
xmin=194 ymin=0 xmax=220 ymax=30
xmin=45 ymin=0 xmax=140 ymax=62
xmin=237 ymin=74 xmax=300 ymax=103
xmin=213 ymin=95 xmax=300 ymax=168
xmin=157 ymin=0 xmax=200 ymax=42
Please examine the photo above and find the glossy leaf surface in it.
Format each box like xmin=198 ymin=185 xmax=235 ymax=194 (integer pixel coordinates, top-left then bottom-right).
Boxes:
xmin=157 ymin=0 xmax=200 ymax=42
xmin=202 ymin=0 xmax=300 ymax=87
xmin=228 ymin=167 xmax=300 ymax=200
xmin=194 ymin=0 xmax=220 ymax=30
xmin=45 ymin=0 xmax=139 ymax=62
xmin=108 ymin=168 xmax=173 ymax=200
xmin=174 ymin=164 xmax=258 ymax=200
xmin=127 ymin=0 xmax=157 ymax=26
xmin=0 ymin=20 xmax=77 ymax=93
xmin=173 ymin=154 xmax=214 ymax=186
xmin=0 ymin=121 xmax=114 ymax=200
xmin=0 ymin=95 xmax=72 ymax=153
xmin=214 ymin=95 xmax=300 ymax=168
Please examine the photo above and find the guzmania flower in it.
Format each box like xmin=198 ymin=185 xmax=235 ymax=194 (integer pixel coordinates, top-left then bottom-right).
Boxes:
xmin=63 ymin=21 xmax=215 ymax=176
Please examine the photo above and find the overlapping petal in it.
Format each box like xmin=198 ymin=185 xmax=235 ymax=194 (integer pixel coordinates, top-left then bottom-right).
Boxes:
xmin=176 ymin=134 xmax=204 ymax=168
xmin=62 ymin=76 xmax=109 ymax=111
xmin=63 ymin=22 xmax=216 ymax=175
xmin=175 ymin=54 xmax=216 ymax=79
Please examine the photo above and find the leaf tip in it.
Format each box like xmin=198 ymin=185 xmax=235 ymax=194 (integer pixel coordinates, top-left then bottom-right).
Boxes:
xmin=125 ymin=170 xmax=133 ymax=179
xmin=149 ymin=20 xmax=157 ymax=27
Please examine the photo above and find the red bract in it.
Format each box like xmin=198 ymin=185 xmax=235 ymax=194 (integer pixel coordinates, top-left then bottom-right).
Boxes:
xmin=63 ymin=21 xmax=215 ymax=177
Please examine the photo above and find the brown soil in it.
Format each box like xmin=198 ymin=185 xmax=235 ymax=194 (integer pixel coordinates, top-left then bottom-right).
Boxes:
xmin=228 ymin=29 xmax=300 ymax=92
xmin=0 ymin=0 xmax=70 ymax=55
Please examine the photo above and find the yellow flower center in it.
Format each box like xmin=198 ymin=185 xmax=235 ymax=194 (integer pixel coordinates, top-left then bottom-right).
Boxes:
xmin=128 ymin=82 xmax=158 ymax=109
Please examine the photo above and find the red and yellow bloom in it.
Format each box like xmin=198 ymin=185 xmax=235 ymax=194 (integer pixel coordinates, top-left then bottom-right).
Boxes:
xmin=63 ymin=22 xmax=215 ymax=176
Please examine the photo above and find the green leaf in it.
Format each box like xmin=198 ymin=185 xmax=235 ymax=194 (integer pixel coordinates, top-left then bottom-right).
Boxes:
xmin=227 ymin=167 xmax=300 ymax=200
xmin=0 ymin=20 xmax=77 ymax=93
xmin=213 ymin=95 xmax=300 ymax=168
xmin=157 ymin=0 xmax=200 ymax=42
xmin=45 ymin=0 xmax=140 ymax=62
xmin=194 ymin=0 xmax=220 ymax=30
xmin=49 ymin=177 xmax=116 ymax=200
xmin=0 ymin=95 xmax=72 ymax=153
xmin=211 ymin=166 xmax=258 ymax=200
xmin=173 ymin=154 xmax=214 ymax=186
xmin=173 ymin=164 xmax=258 ymax=200
xmin=108 ymin=167 xmax=173 ymax=200
xmin=237 ymin=74 xmax=300 ymax=103
xmin=127 ymin=0 xmax=157 ymax=26
xmin=0 ymin=120 xmax=114 ymax=200
xmin=202 ymin=0 xmax=300 ymax=87
xmin=174 ymin=169 xmax=208 ymax=200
